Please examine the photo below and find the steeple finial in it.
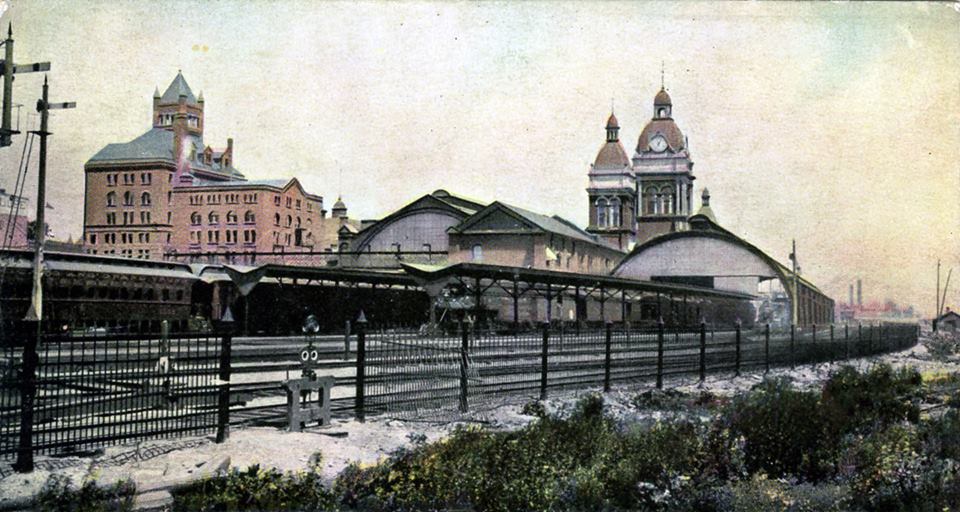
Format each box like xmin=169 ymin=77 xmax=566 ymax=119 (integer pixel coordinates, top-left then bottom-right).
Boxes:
xmin=660 ymin=60 xmax=665 ymax=90
xmin=153 ymin=86 xmax=160 ymax=98
xmin=7 ymin=22 xmax=12 ymax=39
xmin=610 ymin=97 xmax=615 ymax=114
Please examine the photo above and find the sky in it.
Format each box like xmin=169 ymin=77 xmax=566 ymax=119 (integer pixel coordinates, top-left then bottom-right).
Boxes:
xmin=0 ymin=1 xmax=957 ymax=316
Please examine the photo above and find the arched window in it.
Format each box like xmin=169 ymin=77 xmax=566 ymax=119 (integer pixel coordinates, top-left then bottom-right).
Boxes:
xmin=610 ymin=198 xmax=621 ymax=227
xmin=208 ymin=211 xmax=219 ymax=225
xmin=645 ymin=188 xmax=657 ymax=215
xmin=141 ymin=192 xmax=151 ymax=206
xmin=123 ymin=191 xmax=133 ymax=206
xmin=226 ymin=210 xmax=238 ymax=224
xmin=660 ymin=186 xmax=674 ymax=215
xmin=296 ymin=216 xmax=301 ymax=228
xmin=286 ymin=215 xmax=292 ymax=227
xmin=244 ymin=210 xmax=255 ymax=223
xmin=472 ymin=244 xmax=483 ymax=261
xmin=274 ymin=213 xmax=280 ymax=226
xmin=106 ymin=191 xmax=116 ymax=207
xmin=190 ymin=212 xmax=201 ymax=225
xmin=596 ymin=198 xmax=608 ymax=227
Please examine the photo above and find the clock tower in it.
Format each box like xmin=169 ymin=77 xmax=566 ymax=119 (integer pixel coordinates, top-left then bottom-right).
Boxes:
xmin=631 ymin=87 xmax=695 ymax=244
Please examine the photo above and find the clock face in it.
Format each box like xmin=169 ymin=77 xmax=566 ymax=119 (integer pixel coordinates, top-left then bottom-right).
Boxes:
xmin=650 ymin=135 xmax=668 ymax=152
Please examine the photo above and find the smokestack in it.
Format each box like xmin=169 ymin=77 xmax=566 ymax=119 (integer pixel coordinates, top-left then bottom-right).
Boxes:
xmin=849 ymin=285 xmax=854 ymax=306
xmin=857 ymin=279 xmax=862 ymax=307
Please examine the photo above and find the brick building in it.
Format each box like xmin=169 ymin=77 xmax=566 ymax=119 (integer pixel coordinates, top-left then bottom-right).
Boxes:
xmin=83 ymin=72 xmax=346 ymax=261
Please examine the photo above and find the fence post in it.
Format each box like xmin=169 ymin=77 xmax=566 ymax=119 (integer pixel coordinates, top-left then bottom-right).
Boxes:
xmin=812 ymin=324 xmax=817 ymax=363
xmin=857 ymin=322 xmax=863 ymax=357
xmin=698 ymin=320 xmax=706 ymax=384
xmin=540 ymin=322 xmax=549 ymax=400
xmin=355 ymin=312 xmax=367 ymax=422
xmin=603 ymin=321 xmax=612 ymax=392
xmin=790 ymin=324 xmax=796 ymax=369
xmin=216 ymin=314 xmax=233 ymax=444
xmin=459 ymin=323 xmax=469 ymax=413
xmin=829 ymin=324 xmax=835 ymax=364
xmin=656 ymin=317 xmax=664 ymax=389
xmin=868 ymin=323 xmax=874 ymax=355
xmin=14 ymin=321 xmax=40 ymax=473
xmin=764 ymin=323 xmax=770 ymax=374
xmin=844 ymin=323 xmax=850 ymax=360
xmin=734 ymin=320 xmax=741 ymax=377
xmin=343 ymin=320 xmax=351 ymax=361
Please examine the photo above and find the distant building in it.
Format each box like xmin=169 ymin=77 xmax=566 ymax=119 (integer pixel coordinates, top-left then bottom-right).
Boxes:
xmin=83 ymin=72 xmax=346 ymax=262
xmin=0 ymin=188 xmax=29 ymax=249
xmin=587 ymin=87 xmax=696 ymax=250
xmin=937 ymin=309 xmax=959 ymax=333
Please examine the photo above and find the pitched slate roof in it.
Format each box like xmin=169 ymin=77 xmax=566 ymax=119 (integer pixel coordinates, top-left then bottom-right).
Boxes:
xmin=497 ymin=202 xmax=600 ymax=245
xmin=159 ymin=72 xmax=198 ymax=105
xmin=87 ymin=128 xmax=175 ymax=163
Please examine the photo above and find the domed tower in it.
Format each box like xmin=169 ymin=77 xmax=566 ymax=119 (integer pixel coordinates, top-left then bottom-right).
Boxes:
xmin=585 ymin=112 xmax=637 ymax=250
xmin=632 ymin=86 xmax=695 ymax=244
xmin=331 ymin=196 xmax=348 ymax=219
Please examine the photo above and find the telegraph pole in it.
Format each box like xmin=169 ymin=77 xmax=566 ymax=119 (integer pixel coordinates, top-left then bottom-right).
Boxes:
xmin=935 ymin=259 xmax=941 ymax=331
xmin=16 ymin=77 xmax=74 ymax=473
xmin=791 ymin=239 xmax=799 ymax=325
xmin=0 ymin=24 xmax=50 ymax=147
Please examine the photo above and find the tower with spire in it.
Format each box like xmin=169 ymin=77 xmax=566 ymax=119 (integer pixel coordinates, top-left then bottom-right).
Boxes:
xmin=586 ymin=110 xmax=637 ymax=250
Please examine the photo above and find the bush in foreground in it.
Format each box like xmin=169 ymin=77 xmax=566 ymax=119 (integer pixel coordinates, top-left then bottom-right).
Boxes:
xmin=36 ymin=474 xmax=135 ymax=512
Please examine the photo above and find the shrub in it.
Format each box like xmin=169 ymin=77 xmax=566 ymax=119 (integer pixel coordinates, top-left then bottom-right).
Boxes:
xmin=36 ymin=474 xmax=135 ymax=512
xmin=727 ymin=474 xmax=852 ymax=512
xmin=725 ymin=378 xmax=827 ymax=480
xmin=845 ymin=424 xmax=933 ymax=511
xmin=171 ymin=464 xmax=337 ymax=511
xmin=820 ymin=364 xmax=922 ymax=437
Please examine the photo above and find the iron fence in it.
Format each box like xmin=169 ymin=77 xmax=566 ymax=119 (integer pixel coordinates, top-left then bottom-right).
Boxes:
xmin=352 ymin=321 xmax=920 ymax=421
xmin=1 ymin=323 xmax=229 ymax=472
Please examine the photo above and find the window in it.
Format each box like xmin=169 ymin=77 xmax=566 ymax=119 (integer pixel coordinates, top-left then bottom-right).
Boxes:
xmin=208 ymin=212 xmax=219 ymax=225
xmin=191 ymin=212 xmax=201 ymax=225
xmin=274 ymin=213 xmax=280 ymax=226
xmin=296 ymin=216 xmax=301 ymax=228
xmin=286 ymin=215 xmax=292 ymax=227
xmin=645 ymin=188 xmax=657 ymax=215
xmin=106 ymin=174 xmax=116 ymax=186
xmin=226 ymin=210 xmax=238 ymax=224
xmin=141 ymin=173 xmax=151 ymax=185
xmin=106 ymin=191 xmax=116 ymax=207
xmin=140 ymin=211 xmax=151 ymax=223
xmin=295 ymin=199 xmax=301 ymax=210
xmin=610 ymin=198 xmax=621 ymax=227
xmin=189 ymin=143 xmax=197 ymax=161
xmin=596 ymin=198 xmax=608 ymax=227
xmin=123 ymin=191 xmax=133 ymax=206
xmin=89 ymin=234 xmax=96 ymax=244
xmin=244 ymin=210 xmax=255 ymax=223
xmin=471 ymin=244 xmax=483 ymax=261
xmin=274 ymin=196 xmax=281 ymax=206
xmin=660 ymin=186 xmax=674 ymax=215
xmin=141 ymin=192 xmax=151 ymax=206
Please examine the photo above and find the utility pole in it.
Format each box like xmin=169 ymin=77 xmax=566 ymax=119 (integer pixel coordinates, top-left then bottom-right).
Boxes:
xmin=16 ymin=77 xmax=74 ymax=473
xmin=0 ymin=24 xmax=51 ymax=147
xmin=935 ymin=260 xmax=941 ymax=331
xmin=23 ymin=77 xmax=74 ymax=321
xmin=790 ymin=239 xmax=799 ymax=325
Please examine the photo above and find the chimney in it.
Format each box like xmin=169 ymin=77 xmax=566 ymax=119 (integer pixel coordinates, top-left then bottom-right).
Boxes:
xmin=856 ymin=279 xmax=862 ymax=307
xmin=227 ymin=137 xmax=233 ymax=155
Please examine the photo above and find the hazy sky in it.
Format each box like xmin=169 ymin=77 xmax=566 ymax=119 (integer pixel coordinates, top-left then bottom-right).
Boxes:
xmin=0 ymin=1 xmax=957 ymax=315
